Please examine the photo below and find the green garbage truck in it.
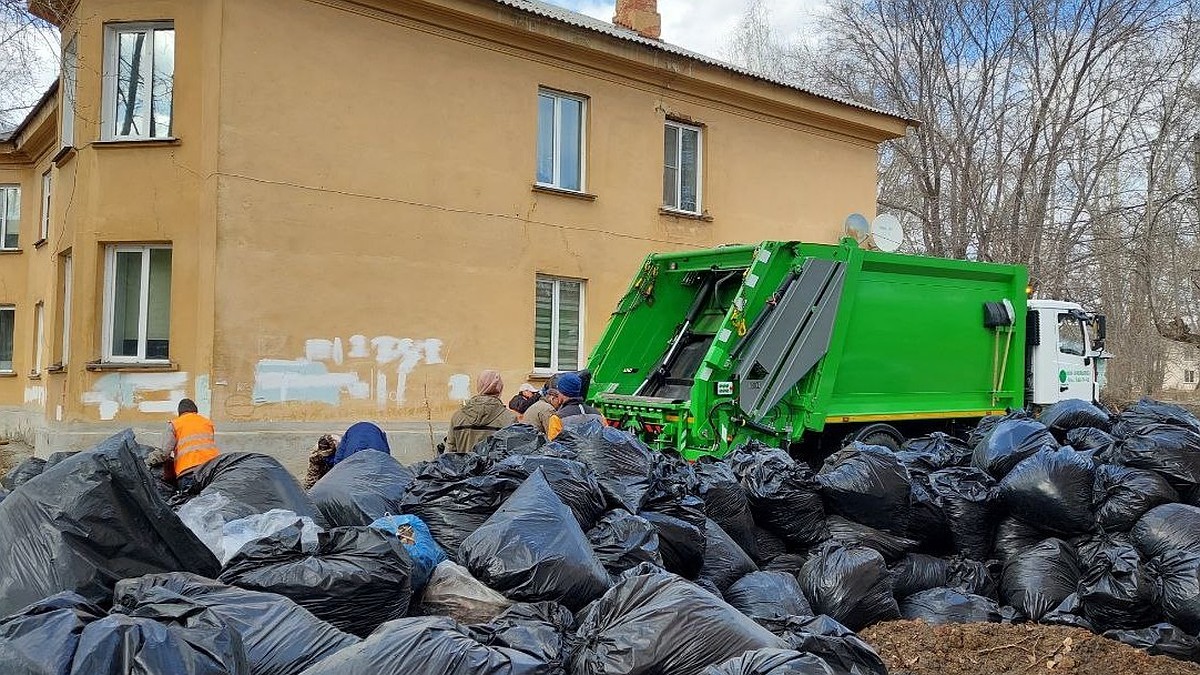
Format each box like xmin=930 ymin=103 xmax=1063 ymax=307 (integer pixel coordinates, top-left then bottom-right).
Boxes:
xmin=585 ymin=238 xmax=1108 ymax=460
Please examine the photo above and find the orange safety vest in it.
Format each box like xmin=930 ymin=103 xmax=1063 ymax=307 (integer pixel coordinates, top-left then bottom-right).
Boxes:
xmin=171 ymin=413 xmax=220 ymax=476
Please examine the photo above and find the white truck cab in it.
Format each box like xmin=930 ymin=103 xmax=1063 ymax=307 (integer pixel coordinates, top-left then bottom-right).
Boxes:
xmin=1027 ymin=299 xmax=1109 ymax=406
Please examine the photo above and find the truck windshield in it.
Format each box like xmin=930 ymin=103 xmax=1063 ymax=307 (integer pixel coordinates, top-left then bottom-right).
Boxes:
xmin=1058 ymin=314 xmax=1085 ymax=356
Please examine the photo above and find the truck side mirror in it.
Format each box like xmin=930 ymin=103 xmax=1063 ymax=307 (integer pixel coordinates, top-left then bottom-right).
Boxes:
xmin=1093 ymin=315 xmax=1107 ymax=349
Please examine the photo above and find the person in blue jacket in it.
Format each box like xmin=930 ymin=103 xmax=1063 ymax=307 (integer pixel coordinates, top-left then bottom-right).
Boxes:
xmin=332 ymin=421 xmax=392 ymax=465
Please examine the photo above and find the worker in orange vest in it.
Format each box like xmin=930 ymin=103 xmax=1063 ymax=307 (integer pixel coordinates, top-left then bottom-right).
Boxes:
xmin=164 ymin=398 xmax=220 ymax=494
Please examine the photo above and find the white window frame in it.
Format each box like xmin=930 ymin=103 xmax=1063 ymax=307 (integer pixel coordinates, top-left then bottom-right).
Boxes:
xmin=0 ymin=306 xmax=13 ymax=374
xmin=663 ymin=120 xmax=704 ymax=214
xmin=61 ymin=255 xmax=73 ymax=366
xmin=102 ymin=244 xmax=171 ymax=363
xmin=533 ymin=274 xmax=587 ymax=375
xmin=39 ymin=171 xmax=51 ymax=243
xmin=32 ymin=302 xmax=44 ymax=376
xmin=61 ymin=35 xmax=77 ymax=148
xmin=102 ymin=21 xmax=175 ymax=141
xmin=536 ymin=89 xmax=588 ymax=192
xmin=1187 ymin=370 xmax=1196 ymax=384
xmin=0 ymin=185 xmax=19 ymax=251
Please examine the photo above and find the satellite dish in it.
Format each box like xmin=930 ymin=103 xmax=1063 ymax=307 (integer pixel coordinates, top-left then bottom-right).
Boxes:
xmin=844 ymin=213 xmax=870 ymax=241
xmin=871 ymin=213 xmax=904 ymax=252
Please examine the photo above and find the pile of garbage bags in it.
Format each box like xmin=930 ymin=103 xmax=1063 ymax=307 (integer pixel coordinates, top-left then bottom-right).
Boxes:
xmin=2 ymin=398 xmax=1200 ymax=673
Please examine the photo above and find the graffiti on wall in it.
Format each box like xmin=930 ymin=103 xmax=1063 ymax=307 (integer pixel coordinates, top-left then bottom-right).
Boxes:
xmin=82 ymin=372 xmax=190 ymax=421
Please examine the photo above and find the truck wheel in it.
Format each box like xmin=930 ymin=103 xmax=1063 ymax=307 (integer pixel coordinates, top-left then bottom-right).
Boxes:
xmin=847 ymin=423 xmax=904 ymax=452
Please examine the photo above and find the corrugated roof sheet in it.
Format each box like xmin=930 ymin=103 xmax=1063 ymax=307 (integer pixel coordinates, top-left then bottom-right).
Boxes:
xmin=491 ymin=0 xmax=908 ymax=122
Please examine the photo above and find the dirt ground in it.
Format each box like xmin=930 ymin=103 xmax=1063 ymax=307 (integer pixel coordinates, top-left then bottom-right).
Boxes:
xmin=0 ymin=441 xmax=15 ymax=476
xmin=862 ymin=620 xmax=1200 ymax=675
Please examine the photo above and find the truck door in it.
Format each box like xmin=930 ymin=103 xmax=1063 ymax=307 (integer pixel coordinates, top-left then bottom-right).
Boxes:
xmin=1055 ymin=312 xmax=1095 ymax=402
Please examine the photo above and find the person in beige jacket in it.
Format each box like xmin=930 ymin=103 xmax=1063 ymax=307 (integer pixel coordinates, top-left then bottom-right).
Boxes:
xmin=444 ymin=370 xmax=518 ymax=453
xmin=521 ymin=384 xmax=557 ymax=435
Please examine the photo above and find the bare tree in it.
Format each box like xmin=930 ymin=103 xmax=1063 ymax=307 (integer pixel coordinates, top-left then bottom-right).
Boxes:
xmin=0 ymin=0 xmax=57 ymax=130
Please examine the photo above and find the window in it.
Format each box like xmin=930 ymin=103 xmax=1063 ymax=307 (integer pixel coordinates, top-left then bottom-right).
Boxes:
xmin=32 ymin=303 xmax=44 ymax=376
xmin=663 ymin=121 xmax=702 ymax=213
xmin=0 ymin=186 xmax=19 ymax=249
xmin=0 ymin=307 xmax=12 ymax=372
xmin=39 ymin=171 xmax=50 ymax=243
xmin=1057 ymin=314 xmax=1085 ymax=357
xmin=536 ymin=90 xmax=586 ymax=192
xmin=1187 ymin=370 xmax=1197 ymax=384
xmin=534 ymin=275 xmax=585 ymax=372
xmin=61 ymin=36 xmax=77 ymax=148
xmin=103 ymin=245 xmax=172 ymax=362
xmin=103 ymin=22 xmax=175 ymax=140
xmin=59 ymin=255 xmax=72 ymax=366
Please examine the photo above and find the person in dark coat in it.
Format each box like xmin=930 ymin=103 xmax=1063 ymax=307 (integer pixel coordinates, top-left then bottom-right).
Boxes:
xmin=508 ymin=383 xmax=541 ymax=415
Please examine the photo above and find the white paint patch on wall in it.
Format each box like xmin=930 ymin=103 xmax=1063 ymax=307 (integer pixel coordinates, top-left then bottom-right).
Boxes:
xmin=24 ymin=386 xmax=46 ymax=406
xmin=195 ymin=374 xmax=212 ymax=417
xmin=82 ymin=372 xmax=191 ymax=421
xmin=448 ymin=374 xmax=471 ymax=401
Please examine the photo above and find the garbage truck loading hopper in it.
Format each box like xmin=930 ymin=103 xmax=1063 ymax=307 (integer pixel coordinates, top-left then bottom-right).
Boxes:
xmin=587 ymin=239 xmax=1029 ymax=459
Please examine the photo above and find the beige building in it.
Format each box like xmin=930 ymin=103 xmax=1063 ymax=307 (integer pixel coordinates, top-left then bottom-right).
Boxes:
xmin=1 ymin=0 xmax=908 ymax=467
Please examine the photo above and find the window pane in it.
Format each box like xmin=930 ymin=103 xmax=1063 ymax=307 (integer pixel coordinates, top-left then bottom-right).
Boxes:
xmin=681 ymin=128 xmax=700 ymax=212
xmin=41 ymin=173 xmax=51 ymax=240
xmin=663 ymin=126 xmax=679 ymax=207
xmin=62 ymin=37 xmax=77 ymax=146
xmin=33 ymin=304 xmax=44 ymax=374
xmin=146 ymin=248 xmax=172 ymax=359
xmin=3 ymin=187 xmax=19 ymax=249
xmin=112 ymin=251 xmax=143 ymax=357
xmin=559 ymin=97 xmax=582 ymax=191
xmin=557 ymin=280 xmax=582 ymax=371
xmin=115 ymin=30 xmax=150 ymax=137
xmin=536 ymin=94 xmax=555 ymax=185
xmin=1058 ymin=315 xmax=1085 ymax=357
xmin=0 ymin=310 xmax=12 ymax=371
xmin=150 ymin=28 xmax=174 ymax=138
xmin=534 ymin=278 xmax=554 ymax=369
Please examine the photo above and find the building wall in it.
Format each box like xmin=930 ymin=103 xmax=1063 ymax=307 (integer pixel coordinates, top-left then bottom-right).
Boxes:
xmin=1162 ymin=342 xmax=1200 ymax=394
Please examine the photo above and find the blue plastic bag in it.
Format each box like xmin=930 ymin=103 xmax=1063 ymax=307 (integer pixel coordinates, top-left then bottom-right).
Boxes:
xmin=369 ymin=514 xmax=447 ymax=591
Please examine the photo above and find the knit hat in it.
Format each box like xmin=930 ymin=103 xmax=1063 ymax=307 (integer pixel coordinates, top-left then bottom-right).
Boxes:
xmin=556 ymin=372 xmax=583 ymax=398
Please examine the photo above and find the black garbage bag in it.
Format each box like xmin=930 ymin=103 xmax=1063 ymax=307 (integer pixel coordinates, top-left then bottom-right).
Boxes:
xmin=586 ymin=510 xmax=663 ymax=576
xmin=816 ymin=444 xmax=912 ymax=534
xmin=724 ymin=571 xmax=812 ymax=621
xmin=415 ymin=561 xmax=514 ymax=624
xmin=766 ymin=614 xmax=888 ymax=675
xmin=1104 ymin=624 xmax=1200 ymax=663
xmin=467 ymin=602 xmax=578 ymax=674
xmin=296 ymin=615 xmax=551 ymax=675
xmin=701 ymin=648 xmax=839 ymax=675
xmin=1076 ymin=543 xmax=1160 ymax=631
xmin=1116 ymin=398 xmax=1200 ymax=434
xmin=753 ymin=527 xmax=789 ymax=564
xmin=742 ymin=454 xmax=828 ymax=548
xmin=890 ymin=554 xmax=949 ymax=599
xmin=1067 ymin=427 xmax=1116 ymax=453
xmin=993 ymin=516 xmax=1045 ymax=562
xmin=1132 ymin=503 xmax=1200 ymax=558
xmin=44 ymin=451 xmax=80 ymax=468
xmin=308 ymin=450 xmax=413 ymax=527
xmin=114 ymin=573 xmax=358 ymax=675
xmin=695 ymin=460 xmax=760 ymax=560
xmin=698 ymin=519 xmax=757 ymax=593
xmin=900 ymin=587 xmax=1001 ymax=624
xmin=0 ymin=457 xmax=44 ymax=490
xmin=905 ymin=479 xmax=953 ymax=552
xmin=927 ymin=466 xmax=998 ymax=560
xmin=0 ymin=430 xmax=219 ymax=618
xmin=1040 ymin=399 xmax=1112 ymax=438
xmin=1152 ymin=549 xmax=1200 ymax=634
xmin=459 ymin=471 xmax=610 ymax=610
xmin=972 ymin=417 xmax=1057 ymax=478
xmin=998 ymin=448 xmax=1095 ymax=536
xmin=219 ymin=525 xmax=413 ymax=638
xmin=1000 ymin=538 xmax=1082 ymax=621
xmin=825 ymin=516 xmax=918 ymax=562
xmin=73 ymin=596 xmax=249 ymax=675
xmin=486 ymin=455 xmax=606 ymax=530
xmin=571 ymin=569 xmax=783 ymax=675
xmin=1106 ymin=424 xmax=1200 ymax=488
xmin=1041 ymin=593 xmax=1093 ymax=630
xmin=798 ymin=545 xmax=899 ymax=631
xmin=474 ymin=424 xmax=546 ymax=460
xmin=192 ymin=453 xmax=327 ymax=528
xmin=0 ymin=592 xmax=105 ymax=675
xmin=946 ymin=558 xmax=997 ymax=599
xmin=897 ymin=433 xmax=973 ymax=475
xmin=639 ymin=483 xmax=708 ymax=578
xmin=557 ymin=421 xmax=655 ymax=513
xmin=1093 ymin=464 xmax=1179 ymax=532
xmin=1072 ymin=531 xmax=1136 ymax=568
xmin=400 ymin=453 xmax=522 ymax=558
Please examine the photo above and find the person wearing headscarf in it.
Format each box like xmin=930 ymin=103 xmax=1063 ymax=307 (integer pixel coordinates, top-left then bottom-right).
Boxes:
xmin=445 ymin=369 xmax=518 ymax=453
xmin=332 ymin=421 xmax=391 ymax=465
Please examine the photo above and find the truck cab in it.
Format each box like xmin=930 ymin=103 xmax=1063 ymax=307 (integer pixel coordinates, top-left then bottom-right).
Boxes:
xmin=1026 ymin=299 xmax=1108 ymax=406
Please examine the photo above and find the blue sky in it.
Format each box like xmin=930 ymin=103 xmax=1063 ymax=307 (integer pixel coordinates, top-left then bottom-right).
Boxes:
xmin=543 ymin=0 xmax=827 ymax=60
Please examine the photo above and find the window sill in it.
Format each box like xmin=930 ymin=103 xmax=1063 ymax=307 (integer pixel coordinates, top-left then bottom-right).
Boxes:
xmin=0 ymin=372 xmax=16 ymax=378
xmin=27 ymin=373 xmax=41 ymax=381
xmin=52 ymin=145 xmax=76 ymax=166
xmin=46 ymin=364 xmax=65 ymax=374
xmin=93 ymin=137 xmax=181 ymax=149
xmin=86 ymin=360 xmax=178 ymax=373
xmin=659 ymin=207 xmax=713 ymax=222
xmin=532 ymin=184 xmax=597 ymax=201
xmin=33 ymin=239 xmax=47 ymax=249
xmin=0 ymin=249 xmax=22 ymax=255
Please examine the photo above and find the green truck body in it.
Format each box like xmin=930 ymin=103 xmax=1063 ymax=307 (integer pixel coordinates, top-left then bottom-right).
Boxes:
xmin=586 ymin=239 xmax=1030 ymax=459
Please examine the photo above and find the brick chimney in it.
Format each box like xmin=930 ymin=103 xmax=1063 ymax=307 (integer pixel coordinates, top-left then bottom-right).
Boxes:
xmin=613 ymin=0 xmax=662 ymax=40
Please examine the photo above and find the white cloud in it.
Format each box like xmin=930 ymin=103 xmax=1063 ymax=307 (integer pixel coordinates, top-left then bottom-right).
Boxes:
xmin=549 ymin=0 xmax=827 ymax=60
